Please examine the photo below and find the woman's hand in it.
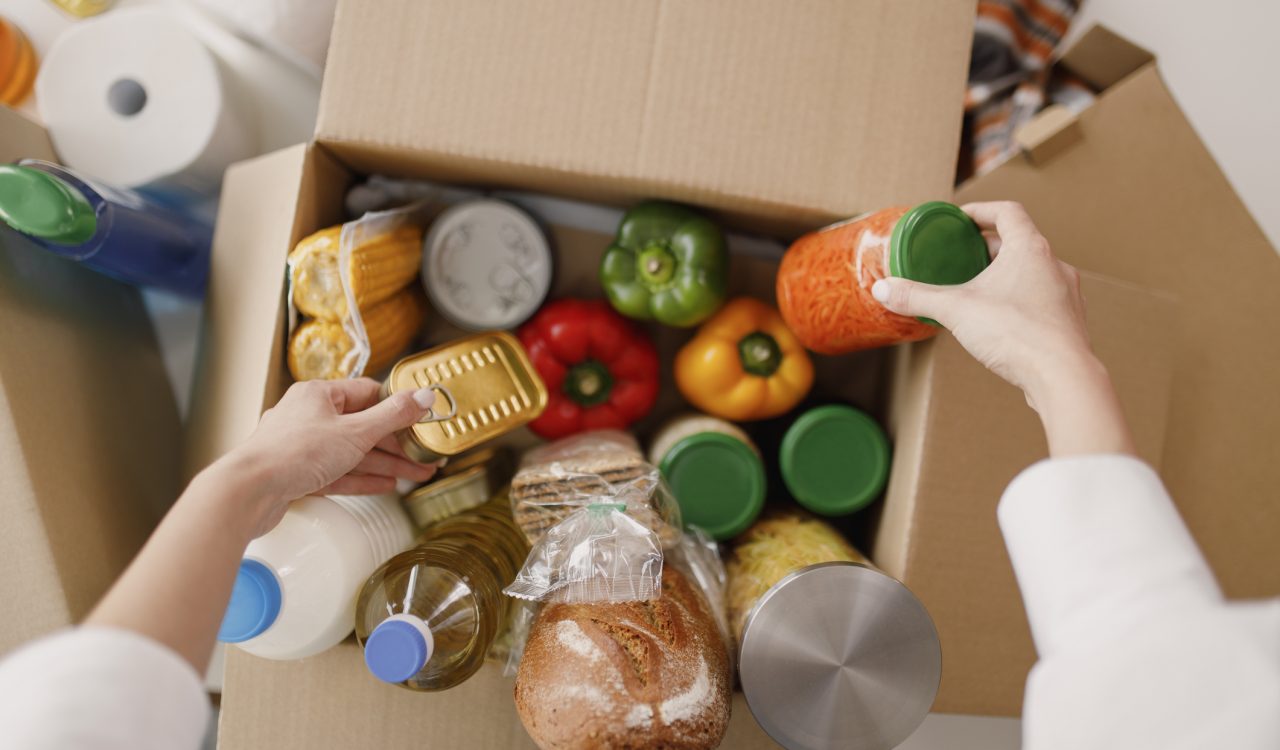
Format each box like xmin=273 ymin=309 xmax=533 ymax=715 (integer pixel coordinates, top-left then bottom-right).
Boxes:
xmin=87 ymin=378 xmax=441 ymax=671
xmin=214 ymin=378 xmax=440 ymax=537
xmin=871 ymin=201 xmax=1135 ymax=457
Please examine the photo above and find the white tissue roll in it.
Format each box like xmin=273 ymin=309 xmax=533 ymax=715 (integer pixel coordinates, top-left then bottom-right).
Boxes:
xmin=35 ymin=8 xmax=253 ymax=196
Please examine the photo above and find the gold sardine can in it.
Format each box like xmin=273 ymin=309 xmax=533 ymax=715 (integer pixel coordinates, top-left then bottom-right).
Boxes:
xmin=381 ymin=332 xmax=547 ymax=462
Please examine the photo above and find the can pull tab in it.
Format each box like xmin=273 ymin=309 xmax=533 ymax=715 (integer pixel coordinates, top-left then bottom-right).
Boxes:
xmin=416 ymin=384 xmax=458 ymax=423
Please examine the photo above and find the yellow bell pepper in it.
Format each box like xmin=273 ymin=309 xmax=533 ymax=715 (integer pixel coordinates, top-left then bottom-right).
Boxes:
xmin=675 ymin=297 xmax=814 ymax=421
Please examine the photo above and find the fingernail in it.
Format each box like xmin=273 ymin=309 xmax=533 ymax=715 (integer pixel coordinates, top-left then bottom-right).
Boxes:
xmin=412 ymin=388 xmax=436 ymax=409
xmin=871 ymin=279 xmax=890 ymax=303
xmin=433 ymin=457 xmax=449 ymax=469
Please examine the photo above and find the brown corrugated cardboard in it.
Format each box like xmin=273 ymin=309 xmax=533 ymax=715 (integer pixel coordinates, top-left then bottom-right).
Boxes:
xmin=221 ymin=657 xmax=775 ymax=749
xmin=208 ymin=151 xmax=808 ymax=742
xmin=316 ymin=0 xmax=976 ymax=234
xmin=874 ymin=274 xmax=1178 ymax=716
xmin=0 ymin=107 xmax=183 ymax=653
xmin=193 ymin=6 xmax=1268 ymax=745
xmin=872 ymin=24 xmax=1280 ymax=716
xmin=184 ymin=144 xmax=353 ymax=481
xmin=210 ymin=143 xmax=1173 ymax=745
xmin=960 ymin=31 xmax=1280 ymax=603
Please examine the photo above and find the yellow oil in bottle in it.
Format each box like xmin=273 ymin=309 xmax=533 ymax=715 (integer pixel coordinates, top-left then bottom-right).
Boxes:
xmin=355 ymin=492 xmax=528 ymax=691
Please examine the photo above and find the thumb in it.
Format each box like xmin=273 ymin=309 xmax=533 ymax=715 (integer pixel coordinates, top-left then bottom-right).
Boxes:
xmin=347 ymin=387 xmax=436 ymax=443
xmin=871 ymin=277 xmax=954 ymax=322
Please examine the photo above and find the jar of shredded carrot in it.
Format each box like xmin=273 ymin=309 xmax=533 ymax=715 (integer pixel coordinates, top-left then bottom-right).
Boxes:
xmin=776 ymin=201 xmax=990 ymax=355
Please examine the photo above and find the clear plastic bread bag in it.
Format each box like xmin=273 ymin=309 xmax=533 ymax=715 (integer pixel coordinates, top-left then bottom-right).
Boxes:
xmin=666 ymin=524 xmax=734 ymax=672
xmin=503 ymin=431 xmax=682 ymax=605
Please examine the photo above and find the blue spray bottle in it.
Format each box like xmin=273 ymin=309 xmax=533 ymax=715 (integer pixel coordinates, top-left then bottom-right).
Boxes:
xmin=0 ymin=160 xmax=211 ymax=297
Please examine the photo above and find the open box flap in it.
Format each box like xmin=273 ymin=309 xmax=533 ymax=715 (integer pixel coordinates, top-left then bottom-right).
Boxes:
xmin=184 ymin=144 xmax=353 ymax=479
xmin=0 ymin=106 xmax=182 ymax=650
xmin=957 ymin=48 xmax=1280 ymax=604
xmin=876 ymin=272 xmax=1179 ymax=716
xmin=1057 ymin=24 xmax=1155 ymax=91
xmin=876 ymin=23 xmax=1280 ymax=716
xmin=0 ymin=106 xmax=56 ymax=162
xmin=315 ymin=0 xmax=976 ymax=234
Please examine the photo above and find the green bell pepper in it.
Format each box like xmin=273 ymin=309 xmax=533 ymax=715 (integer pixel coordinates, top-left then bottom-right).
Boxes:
xmin=599 ymin=201 xmax=729 ymax=327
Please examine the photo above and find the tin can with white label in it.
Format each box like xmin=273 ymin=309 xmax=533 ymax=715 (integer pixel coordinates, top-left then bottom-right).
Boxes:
xmin=421 ymin=199 xmax=553 ymax=331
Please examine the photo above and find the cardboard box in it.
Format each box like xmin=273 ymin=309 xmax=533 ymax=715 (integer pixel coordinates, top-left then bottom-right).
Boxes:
xmin=197 ymin=3 xmax=978 ymax=746
xmin=193 ymin=4 xmax=1272 ymax=746
xmin=315 ymin=0 xmax=976 ymax=236
xmin=213 ymin=186 xmax=817 ymax=747
xmin=872 ymin=25 xmax=1280 ymax=716
xmin=0 ymin=107 xmax=183 ymax=654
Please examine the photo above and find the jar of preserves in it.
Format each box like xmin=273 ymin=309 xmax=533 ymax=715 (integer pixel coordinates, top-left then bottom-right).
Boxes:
xmin=776 ymin=201 xmax=989 ymax=355
xmin=780 ymin=404 xmax=889 ymax=516
xmin=649 ymin=413 xmax=766 ymax=541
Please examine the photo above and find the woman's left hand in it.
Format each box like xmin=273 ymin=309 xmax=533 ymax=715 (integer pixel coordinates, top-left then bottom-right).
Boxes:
xmin=214 ymin=378 xmax=440 ymax=537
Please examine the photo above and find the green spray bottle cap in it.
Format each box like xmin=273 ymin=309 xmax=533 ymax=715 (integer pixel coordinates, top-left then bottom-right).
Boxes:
xmin=0 ymin=164 xmax=97 ymax=245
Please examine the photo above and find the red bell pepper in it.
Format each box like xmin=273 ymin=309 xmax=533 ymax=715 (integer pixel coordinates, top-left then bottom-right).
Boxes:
xmin=519 ymin=299 xmax=660 ymax=439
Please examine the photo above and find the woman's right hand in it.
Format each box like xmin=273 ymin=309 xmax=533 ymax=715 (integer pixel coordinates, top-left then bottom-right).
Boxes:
xmin=214 ymin=378 xmax=441 ymax=538
xmin=871 ymin=201 xmax=1135 ymax=457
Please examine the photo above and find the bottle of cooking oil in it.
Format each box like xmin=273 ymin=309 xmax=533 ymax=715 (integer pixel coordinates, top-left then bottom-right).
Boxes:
xmin=355 ymin=491 xmax=528 ymax=691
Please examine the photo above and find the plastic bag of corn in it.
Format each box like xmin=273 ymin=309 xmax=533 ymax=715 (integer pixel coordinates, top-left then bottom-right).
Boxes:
xmin=287 ymin=206 xmax=426 ymax=381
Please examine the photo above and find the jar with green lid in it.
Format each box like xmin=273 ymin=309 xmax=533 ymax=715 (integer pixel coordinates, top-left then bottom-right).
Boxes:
xmin=780 ymin=404 xmax=889 ymax=516
xmin=649 ymin=413 xmax=766 ymax=541
xmin=777 ymin=201 xmax=990 ymax=354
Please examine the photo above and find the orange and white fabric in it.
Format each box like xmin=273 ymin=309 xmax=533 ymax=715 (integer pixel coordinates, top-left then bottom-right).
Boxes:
xmin=965 ymin=0 xmax=1094 ymax=175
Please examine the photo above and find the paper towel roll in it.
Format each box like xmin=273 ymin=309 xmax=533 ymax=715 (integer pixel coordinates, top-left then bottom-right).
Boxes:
xmin=35 ymin=8 xmax=253 ymax=198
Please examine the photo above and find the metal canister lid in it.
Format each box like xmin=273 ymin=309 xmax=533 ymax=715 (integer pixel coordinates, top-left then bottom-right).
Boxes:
xmin=422 ymin=198 xmax=553 ymax=331
xmin=739 ymin=562 xmax=941 ymax=750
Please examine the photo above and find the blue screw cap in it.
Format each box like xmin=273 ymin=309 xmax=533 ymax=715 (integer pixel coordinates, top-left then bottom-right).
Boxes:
xmin=218 ymin=559 xmax=282 ymax=643
xmin=364 ymin=615 xmax=433 ymax=684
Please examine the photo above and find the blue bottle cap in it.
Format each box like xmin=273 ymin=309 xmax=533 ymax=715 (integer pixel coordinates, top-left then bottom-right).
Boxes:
xmin=364 ymin=614 xmax=434 ymax=684
xmin=218 ymin=559 xmax=282 ymax=643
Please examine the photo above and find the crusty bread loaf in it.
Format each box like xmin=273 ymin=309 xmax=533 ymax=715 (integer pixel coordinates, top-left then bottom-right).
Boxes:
xmin=515 ymin=567 xmax=731 ymax=750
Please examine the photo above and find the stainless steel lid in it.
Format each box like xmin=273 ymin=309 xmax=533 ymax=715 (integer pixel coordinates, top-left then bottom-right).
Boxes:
xmin=739 ymin=561 xmax=941 ymax=750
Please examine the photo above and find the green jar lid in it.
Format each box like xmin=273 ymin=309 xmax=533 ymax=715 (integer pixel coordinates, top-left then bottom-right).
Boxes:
xmin=660 ymin=432 xmax=765 ymax=541
xmin=0 ymin=164 xmax=96 ymax=245
xmin=780 ymin=405 xmax=889 ymax=516
xmin=889 ymin=201 xmax=988 ymax=284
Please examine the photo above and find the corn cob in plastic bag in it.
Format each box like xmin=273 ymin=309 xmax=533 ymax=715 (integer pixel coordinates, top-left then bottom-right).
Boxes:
xmin=287 ymin=205 xmax=426 ymax=380
xmin=289 ymin=222 xmax=423 ymax=321
xmin=288 ymin=286 xmax=426 ymax=381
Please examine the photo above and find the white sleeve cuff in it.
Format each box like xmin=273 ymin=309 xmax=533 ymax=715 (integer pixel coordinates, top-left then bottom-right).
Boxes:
xmin=998 ymin=455 xmax=1221 ymax=657
xmin=0 ymin=626 xmax=210 ymax=750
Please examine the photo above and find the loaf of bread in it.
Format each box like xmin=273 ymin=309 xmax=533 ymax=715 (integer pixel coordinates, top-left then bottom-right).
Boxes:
xmin=515 ymin=567 xmax=731 ymax=750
